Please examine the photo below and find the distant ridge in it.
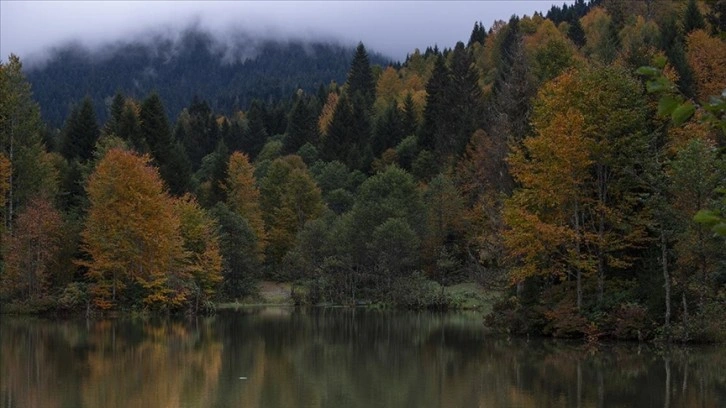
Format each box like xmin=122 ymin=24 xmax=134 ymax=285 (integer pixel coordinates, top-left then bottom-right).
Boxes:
xmin=24 ymin=28 xmax=392 ymax=127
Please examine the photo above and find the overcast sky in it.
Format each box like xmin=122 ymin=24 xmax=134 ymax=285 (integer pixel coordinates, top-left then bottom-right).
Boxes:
xmin=1 ymin=1 xmax=571 ymax=62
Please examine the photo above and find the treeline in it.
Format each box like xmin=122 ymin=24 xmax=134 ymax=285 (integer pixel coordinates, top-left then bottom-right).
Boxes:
xmin=1 ymin=0 xmax=726 ymax=342
xmin=25 ymin=29 xmax=390 ymax=127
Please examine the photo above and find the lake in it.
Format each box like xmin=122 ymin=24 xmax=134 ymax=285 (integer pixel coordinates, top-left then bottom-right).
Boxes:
xmin=1 ymin=307 xmax=725 ymax=407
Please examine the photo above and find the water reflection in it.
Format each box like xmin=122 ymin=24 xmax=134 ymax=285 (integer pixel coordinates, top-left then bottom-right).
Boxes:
xmin=1 ymin=308 xmax=725 ymax=407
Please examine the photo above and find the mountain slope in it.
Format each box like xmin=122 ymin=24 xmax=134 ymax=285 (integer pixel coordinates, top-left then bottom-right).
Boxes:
xmin=25 ymin=29 xmax=391 ymax=127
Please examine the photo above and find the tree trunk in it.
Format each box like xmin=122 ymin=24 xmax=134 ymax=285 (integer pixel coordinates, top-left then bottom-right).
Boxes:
xmin=682 ymin=292 xmax=689 ymax=341
xmin=661 ymin=229 xmax=671 ymax=338
xmin=574 ymin=202 xmax=582 ymax=311
xmin=664 ymin=357 xmax=671 ymax=408
xmin=7 ymin=118 xmax=14 ymax=232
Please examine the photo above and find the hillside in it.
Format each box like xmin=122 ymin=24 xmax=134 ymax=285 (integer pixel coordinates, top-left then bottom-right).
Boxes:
xmin=24 ymin=28 xmax=391 ymax=126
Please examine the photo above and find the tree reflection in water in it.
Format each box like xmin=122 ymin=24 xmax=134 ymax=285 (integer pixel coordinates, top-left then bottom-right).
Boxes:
xmin=1 ymin=308 xmax=725 ymax=407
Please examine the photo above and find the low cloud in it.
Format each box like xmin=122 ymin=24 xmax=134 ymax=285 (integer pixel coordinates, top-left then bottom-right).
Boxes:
xmin=1 ymin=1 xmax=570 ymax=63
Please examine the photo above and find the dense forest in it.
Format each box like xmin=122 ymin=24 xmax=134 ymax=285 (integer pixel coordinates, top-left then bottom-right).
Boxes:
xmin=1 ymin=0 xmax=725 ymax=343
xmin=24 ymin=28 xmax=390 ymax=127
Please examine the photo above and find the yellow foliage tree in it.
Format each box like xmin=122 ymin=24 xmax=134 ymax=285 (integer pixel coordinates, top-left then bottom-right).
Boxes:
xmin=318 ymin=92 xmax=339 ymax=137
xmin=224 ymin=151 xmax=266 ymax=261
xmin=174 ymin=194 xmax=223 ymax=310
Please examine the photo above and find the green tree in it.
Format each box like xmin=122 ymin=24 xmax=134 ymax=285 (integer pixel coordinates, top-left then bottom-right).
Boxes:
xmin=140 ymin=92 xmax=191 ymax=195
xmin=61 ymin=96 xmax=99 ymax=163
xmin=0 ymin=55 xmax=58 ymax=231
xmin=174 ymin=194 xmax=223 ymax=311
xmin=349 ymin=166 xmax=425 ymax=273
xmin=242 ymin=101 xmax=269 ymax=158
xmin=346 ymin=43 xmax=376 ymax=109
xmin=260 ymin=156 xmax=324 ymax=267
xmin=468 ymin=21 xmax=488 ymax=47
xmin=321 ymin=93 xmax=353 ymax=162
xmin=418 ymin=54 xmax=452 ymax=159
xmin=683 ymin=0 xmax=706 ymax=33
xmin=372 ymin=101 xmax=404 ymax=157
xmin=668 ymin=139 xmax=725 ymax=328
xmin=103 ymin=91 xmax=126 ymax=137
xmin=284 ymin=95 xmax=319 ymax=154
xmin=211 ymin=203 xmax=259 ymax=299
xmin=224 ymin=151 xmax=265 ymax=260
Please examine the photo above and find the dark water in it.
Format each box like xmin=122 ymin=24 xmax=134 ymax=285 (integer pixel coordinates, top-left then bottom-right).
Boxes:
xmin=1 ymin=307 xmax=725 ymax=408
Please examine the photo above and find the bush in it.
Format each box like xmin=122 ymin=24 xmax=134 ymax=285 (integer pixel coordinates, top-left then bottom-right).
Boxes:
xmin=388 ymin=272 xmax=452 ymax=310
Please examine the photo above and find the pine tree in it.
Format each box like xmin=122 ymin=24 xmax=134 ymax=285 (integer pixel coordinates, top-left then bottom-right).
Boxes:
xmin=661 ymin=16 xmax=695 ymax=98
xmin=285 ymin=96 xmax=319 ymax=154
xmin=418 ymin=54 xmax=452 ymax=153
xmin=348 ymin=92 xmax=373 ymax=170
xmin=372 ymin=101 xmax=404 ymax=157
xmin=140 ymin=92 xmax=174 ymax=159
xmin=140 ymin=92 xmax=190 ymax=194
xmin=448 ymin=41 xmax=483 ymax=157
xmin=242 ymin=101 xmax=268 ymax=158
xmin=468 ymin=21 xmax=488 ymax=47
xmin=567 ymin=18 xmax=586 ymax=48
xmin=322 ymin=93 xmax=353 ymax=162
xmin=683 ymin=0 xmax=706 ymax=34
xmin=401 ymin=93 xmax=418 ymax=137
xmin=104 ymin=91 xmax=126 ymax=137
xmin=346 ymin=43 xmax=376 ymax=109
xmin=0 ymin=55 xmax=58 ymax=230
xmin=118 ymin=102 xmax=147 ymax=153
xmin=61 ymin=96 xmax=99 ymax=163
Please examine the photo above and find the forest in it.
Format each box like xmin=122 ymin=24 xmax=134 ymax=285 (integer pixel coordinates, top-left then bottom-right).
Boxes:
xmin=0 ymin=0 xmax=724 ymax=343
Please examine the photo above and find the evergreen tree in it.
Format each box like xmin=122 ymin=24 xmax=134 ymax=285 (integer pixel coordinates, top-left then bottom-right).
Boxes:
xmin=61 ymin=96 xmax=99 ymax=163
xmin=468 ymin=21 xmax=488 ymax=47
xmin=449 ymin=41 xmax=483 ymax=157
xmin=181 ymin=97 xmax=219 ymax=169
xmin=140 ymin=92 xmax=190 ymax=194
xmin=418 ymin=55 xmax=452 ymax=153
xmin=222 ymin=117 xmax=246 ymax=154
xmin=118 ymin=102 xmax=147 ymax=153
xmin=372 ymin=101 xmax=404 ymax=157
xmin=241 ymin=101 xmax=268 ymax=158
xmin=103 ymin=91 xmax=126 ymax=137
xmin=346 ymin=43 xmax=376 ymax=109
xmin=140 ymin=93 xmax=173 ymax=159
xmin=683 ymin=0 xmax=706 ymax=34
xmin=661 ymin=16 xmax=695 ymax=98
xmin=401 ymin=93 xmax=418 ymax=137
xmin=706 ymin=0 xmax=726 ymax=35
xmin=211 ymin=203 xmax=260 ymax=299
xmin=322 ymin=93 xmax=353 ymax=163
xmin=284 ymin=96 xmax=319 ymax=154
xmin=165 ymin=141 xmax=193 ymax=196
xmin=348 ymin=92 xmax=373 ymax=170
xmin=567 ymin=18 xmax=587 ymax=48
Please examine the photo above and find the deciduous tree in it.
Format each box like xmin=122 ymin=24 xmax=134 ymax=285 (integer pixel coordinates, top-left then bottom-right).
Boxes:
xmin=82 ymin=148 xmax=185 ymax=309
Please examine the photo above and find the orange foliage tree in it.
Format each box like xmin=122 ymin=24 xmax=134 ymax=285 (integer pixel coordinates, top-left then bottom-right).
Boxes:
xmin=504 ymin=67 xmax=650 ymax=308
xmin=1 ymin=196 xmax=63 ymax=301
xmin=686 ymin=30 xmax=726 ymax=102
xmin=81 ymin=148 xmax=185 ymax=310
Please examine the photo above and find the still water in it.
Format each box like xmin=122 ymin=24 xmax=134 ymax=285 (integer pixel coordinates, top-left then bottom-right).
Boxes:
xmin=1 ymin=307 xmax=725 ymax=408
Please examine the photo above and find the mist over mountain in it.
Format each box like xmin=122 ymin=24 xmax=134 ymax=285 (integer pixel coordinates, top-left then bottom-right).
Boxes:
xmin=25 ymin=27 xmax=392 ymax=127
